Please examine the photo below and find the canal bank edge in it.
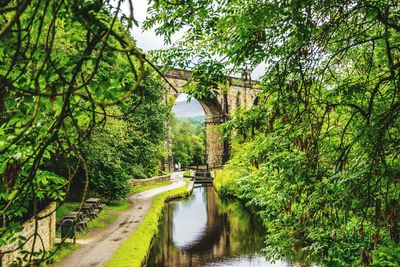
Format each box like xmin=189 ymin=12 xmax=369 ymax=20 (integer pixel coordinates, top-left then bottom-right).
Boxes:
xmin=106 ymin=179 xmax=194 ymax=267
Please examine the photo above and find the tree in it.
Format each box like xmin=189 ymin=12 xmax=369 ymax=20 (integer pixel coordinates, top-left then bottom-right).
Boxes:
xmin=0 ymin=1 xmax=163 ymax=264
xmin=82 ymin=72 xmax=169 ymax=201
xmin=145 ymin=0 xmax=400 ymax=265
xmin=171 ymin=117 xmax=205 ymax=166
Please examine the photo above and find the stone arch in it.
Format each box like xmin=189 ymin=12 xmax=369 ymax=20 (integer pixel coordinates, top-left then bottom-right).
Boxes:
xmin=164 ymin=68 xmax=259 ymax=167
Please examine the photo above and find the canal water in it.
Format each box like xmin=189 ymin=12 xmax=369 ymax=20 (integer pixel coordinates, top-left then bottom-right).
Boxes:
xmin=147 ymin=185 xmax=296 ymax=267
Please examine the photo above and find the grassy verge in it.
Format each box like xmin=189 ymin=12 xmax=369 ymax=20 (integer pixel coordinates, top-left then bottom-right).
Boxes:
xmin=50 ymin=181 xmax=176 ymax=264
xmin=130 ymin=181 xmax=173 ymax=194
xmin=106 ymin=180 xmax=191 ymax=267
xmin=46 ymin=243 xmax=80 ymax=265
xmin=77 ymin=201 xmax=129 ymax=238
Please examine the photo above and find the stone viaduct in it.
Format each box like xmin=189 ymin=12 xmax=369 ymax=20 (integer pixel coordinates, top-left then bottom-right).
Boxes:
xmin=163 ymin=68 xmax=259 ymax=167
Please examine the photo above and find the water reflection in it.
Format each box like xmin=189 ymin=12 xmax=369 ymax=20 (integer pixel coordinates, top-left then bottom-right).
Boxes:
xmin=172 ymin=185 xmax=207 ymax=249
xmin=147 ymin=185 xmax=295 ymax=267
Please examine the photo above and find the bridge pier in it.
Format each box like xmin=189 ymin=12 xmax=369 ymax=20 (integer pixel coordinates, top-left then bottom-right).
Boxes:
xmin=205 ymin=115 xmax=229 ymax=166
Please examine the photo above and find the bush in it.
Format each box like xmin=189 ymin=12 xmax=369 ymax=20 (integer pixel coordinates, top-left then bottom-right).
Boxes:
xmin=82 ymin=72 xmax=169 ymax=201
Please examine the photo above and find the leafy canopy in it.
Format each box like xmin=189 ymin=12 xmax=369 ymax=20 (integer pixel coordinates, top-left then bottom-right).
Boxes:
xmin=0 ymin=0 xmax=166 ymax=264
xmin=146 ymin=0 xmax=400 ymax=265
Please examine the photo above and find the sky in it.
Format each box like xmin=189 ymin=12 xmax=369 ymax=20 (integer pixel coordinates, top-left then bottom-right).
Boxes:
xmin=121 ymin=0 xmax=183 ymax=51
xmin=119 ymin=1 xmax=264 ymax=109
xmin=175 ymin=93 xmax=189 ymax=102
xmin=120 ymin=0 xmax=266 ymax=81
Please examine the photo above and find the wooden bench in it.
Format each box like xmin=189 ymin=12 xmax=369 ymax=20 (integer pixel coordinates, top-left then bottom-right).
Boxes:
xmin=85 ymin=198 xmax=105 ymax=211
xmin=64 ymin=211 xmax=88 ymax=231
xmin=81 ymin=203 xmax=96 ymax=219
xmin=77 ymin=217 xmax=90 ymax=230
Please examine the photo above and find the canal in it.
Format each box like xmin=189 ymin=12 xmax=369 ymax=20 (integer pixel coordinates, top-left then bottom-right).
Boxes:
xmin=147 ymin=185 xmax=296 ymax=267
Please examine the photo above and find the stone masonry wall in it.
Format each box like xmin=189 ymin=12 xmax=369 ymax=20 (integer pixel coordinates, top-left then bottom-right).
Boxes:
xmin=0 ymin=202 xmax=56 ymax=267
xmin=131 ymin=175 xmax=171 ymax=187
xmin=205 ymin=116 xmax=225 ymax=166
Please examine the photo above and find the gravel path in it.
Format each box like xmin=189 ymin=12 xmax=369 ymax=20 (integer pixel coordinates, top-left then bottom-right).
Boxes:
xmin=56 ymin=173 xmax=185 ymax=267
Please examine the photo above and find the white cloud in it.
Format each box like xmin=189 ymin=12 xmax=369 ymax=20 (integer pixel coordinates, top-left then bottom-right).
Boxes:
xmin=119 ymin=0 xmax=165 ymax=51
xmin=176 ymin=93 xmax=188 ymax=102
xmin=119 ymin=1 xmax=265 ymax=79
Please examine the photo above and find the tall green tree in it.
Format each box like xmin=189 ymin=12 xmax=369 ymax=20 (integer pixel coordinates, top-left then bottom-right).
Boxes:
xmin=0 ymin=1 xmax=163 ymax=264
xmin=171 ymin=117 xmax=205 ymax=166
xmin=82 ymin=72 xmax=169 ymax=201
xmin=146 ymin=0 xmax=400 ymax=265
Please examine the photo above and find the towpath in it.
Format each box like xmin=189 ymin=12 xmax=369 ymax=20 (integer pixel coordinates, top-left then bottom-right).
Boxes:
xmin=56 ymin=172 xmax=185 ymax=267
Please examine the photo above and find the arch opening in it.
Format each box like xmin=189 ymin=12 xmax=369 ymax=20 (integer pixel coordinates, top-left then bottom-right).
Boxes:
xmin=167 ymin=91 xmax=228 ymax=169
xmin=170 ymin=93 xmax=206 ymax=169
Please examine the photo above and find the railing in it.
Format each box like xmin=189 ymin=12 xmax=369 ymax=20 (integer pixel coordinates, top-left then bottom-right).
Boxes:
xmin=181 ymin=164 xmax=224 ymax=171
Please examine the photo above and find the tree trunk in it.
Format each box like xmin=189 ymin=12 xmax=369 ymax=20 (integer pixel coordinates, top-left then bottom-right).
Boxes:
xmin=0 ymin=88 xmax=5 ymax=118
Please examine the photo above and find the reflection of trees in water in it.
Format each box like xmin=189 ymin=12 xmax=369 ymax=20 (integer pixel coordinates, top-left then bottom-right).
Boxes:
xmin=202 ymin=185 xmax=208 ymax=202
xmin=217 ymin=198 xmax=266 ymax=255
xmin=147 ymin=186 xmax=267 ymax=267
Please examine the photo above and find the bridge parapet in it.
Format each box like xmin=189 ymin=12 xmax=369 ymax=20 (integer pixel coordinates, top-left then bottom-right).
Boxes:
xmin=165 ymin=68 xmax=259 ymax=89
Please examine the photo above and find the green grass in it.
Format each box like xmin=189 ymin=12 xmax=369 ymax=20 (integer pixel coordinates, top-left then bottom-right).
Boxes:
xmin=105 ymin=201 xmax=130 ymax=212
xmin=106 ymin=180 xmax=191 ymax=267
xmin=56 ymin=202 xmax=80 ymax=219
xmin=46 ymin=243 xmax=80 ymax=265
xmin=130 ymin=181 xmax=172 ymax=194
xmin=88 ymin=201 xmax=129 ymax=227
xmin=83 ymin=210 xmax=117 ymax=230
xmin=77 ymin=201 xmax=129 ymax=238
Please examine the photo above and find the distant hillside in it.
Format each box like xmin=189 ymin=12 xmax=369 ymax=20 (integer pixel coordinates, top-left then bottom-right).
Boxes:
xmin=172 ymin=99 xmax=205 ymax=120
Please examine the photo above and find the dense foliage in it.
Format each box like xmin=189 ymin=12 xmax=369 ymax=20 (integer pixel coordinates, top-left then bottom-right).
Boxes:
xmin=146 ymin=0 xmax=400 ymax=265
xmin=0 ymin=0 xmax=166 ymax=264
xmin=171 ymin=116 xmax=205 ymax=167
xmin=83 ymin=75 xmax=168 ymax=201
xmin=2 ymin=0 xmax=400 ymax=265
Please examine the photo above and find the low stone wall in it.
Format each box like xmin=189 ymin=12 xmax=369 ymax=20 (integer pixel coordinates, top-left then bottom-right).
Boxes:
xmin=131 ymin=174 xmax=171 ymax=187
xmin=1 ymin=202 xmax=56 ymax=266
xmin=165 ymin=181 xmax=194 ymax=202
